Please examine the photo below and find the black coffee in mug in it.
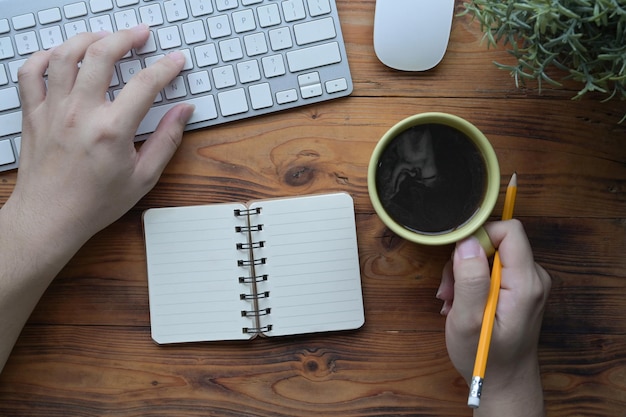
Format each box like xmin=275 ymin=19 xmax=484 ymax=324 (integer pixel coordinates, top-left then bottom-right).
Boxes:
xmin=375 ymin=123 xmax=488 ymax=235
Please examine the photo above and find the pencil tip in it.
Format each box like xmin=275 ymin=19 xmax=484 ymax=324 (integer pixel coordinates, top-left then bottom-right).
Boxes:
xmin=509 ymin=172 xmax=517 ymax=187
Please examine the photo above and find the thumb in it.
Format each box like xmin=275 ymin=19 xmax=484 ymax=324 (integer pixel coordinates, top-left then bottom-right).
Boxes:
xmin=135 ymin=103 xmax=194 ymax=189
xmin=449 ymin=236 xmax=491 ymax=334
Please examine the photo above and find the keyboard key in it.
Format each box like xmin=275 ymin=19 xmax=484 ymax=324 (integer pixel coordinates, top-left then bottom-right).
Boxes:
xmin=283 ymin=0 xmax=307 ymax=22
xmin=136 ymin=31 xmax=157 ymax=54
xmin=164 ymin=76 xmax=187 ymax=99
xmin=117 ymin=0 xmax=140 ymax=6
xmin=12 ymin=14 xmax=36 ymax=30
xmin=219 ymin=38 xmax=243 ymax=62
xmin=268 ymin=27 xmax=292 ymax=51
xmin=64 ymin=3 xmax=89 ymax=19
xmin=0 ymin=19 xmax=9 ymax=34
xmin=212 ymin=65 xmax=236 ymax=88
xmin=0 ymin=65 xmax=8 ymax=86
xmin=164 ymin=0 xmax=189 ymax=23
xmin=182 ymin=20 xmax=207 ymax=44
xmin=325 ymin=77 xmax=348 ymax=93
xmin=233 ymin=9 xmax=256 ymax=33
xmin=38 ymin=8 xmax=62 ymax=25
xmin=0 ymin=87 xmax=20 ymax=111
xmin=207 ymin=15 xmax=231 ymax=38
xmin=276 ymin=89 xmax=298 ymax=104
xmin=257 ymin=4 xmax=281 ymax=28
xmin=0 ymin=111 xmax=22 ymax=137
xmin=307 ymin=0 xmax=331 ymax=17
xmin=40 ymin=26 xmax=64 ymax=50
xmin=189 ymin=0 xmax=214 ymax=17
xmin=8 ymin=59 xmax=27 ymax=83
xmin=0 ymin=37 xmax=15 ymax=60
xmin=243 ymin=33 xmax=268 ymax=56
xmin=114 ymin=10 xmax=139 ymax=30
xmin=261 ymin=54 xmax=285 ymax=78
xmin=89 ymin=15 xmax=114 ymax=32
xmin=65 ymin=20 xmax=89 ymax=38
xmin=136 ymin=96 xmax=218 ymax=135
xmin=15 ymin=31 xmax=39 ymax=55
xmin=216 ymin=0 xmax=239 ymax=12
xmin=90 ymin=0 xmax=114 ymax=13
xmin=157 ymin=26 xmax=182 ymax=49
xmin=294 ymin=17 xmax=336 ymax=45
xmin=237 ymin=60 xmax=261 ymax=83
xmin=286 ymin=41 xmax=341 ymax=72
xmin=194 ymin=44 xmax=219 ymax=67
xmin=188 ymin=71 xmax=212 ymax=94
xmin=139 ymin=4 xmax=164 ymax=26
xmin=218 ymin=88 xmax=248 ymax=116
xmin=0 ymin=139 xmax=16 ymax=166
xmin=119 ymin=59 xmax=142 ymax=83
xmin=249 ymin=83 xmax=272 ymax=109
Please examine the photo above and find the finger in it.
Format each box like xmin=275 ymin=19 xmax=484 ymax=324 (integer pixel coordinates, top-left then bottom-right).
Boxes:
xmin=74 ymin=25 xmax=150 ymax=99
xmin=111 ymin=52 xmax=185 ymax=133
xmin=134 ymin=103 xmax=194 ymax=191
xmin=449 ymin=236 xmax=491 ymax=331
xmin=484 ymin=219 xmax=535 ymax=271
xmin=437 ymin=260 xmax=455 ymax=305
xmin=485 ymin=220 xmax=552 ymax=310
xmin=46 ymin=31 xmax=109 ymax=98
xmin=17 ymin=50 xmax=52 ymax=111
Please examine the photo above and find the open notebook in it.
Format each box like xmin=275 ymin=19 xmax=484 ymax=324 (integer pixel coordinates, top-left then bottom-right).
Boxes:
xmin=143 ymin=192 xmax=364 ymax=344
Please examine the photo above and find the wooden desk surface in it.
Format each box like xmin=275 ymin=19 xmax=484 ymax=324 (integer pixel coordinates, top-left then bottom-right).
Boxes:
xmin=1 ymin=1 xmax=625 ymax=415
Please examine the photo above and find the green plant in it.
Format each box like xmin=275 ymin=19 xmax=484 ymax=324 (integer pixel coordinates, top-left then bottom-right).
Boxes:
xmin=463 ymin=0 xmax=626 ymax=120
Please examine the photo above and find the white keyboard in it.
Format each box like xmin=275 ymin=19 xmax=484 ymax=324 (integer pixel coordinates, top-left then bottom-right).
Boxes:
xmin=0 ymin=0 xmax=353 ymax=172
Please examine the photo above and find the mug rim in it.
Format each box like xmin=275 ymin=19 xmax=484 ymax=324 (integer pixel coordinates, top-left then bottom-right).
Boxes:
xmin=367 ymin=112 xmax=501 ymax=246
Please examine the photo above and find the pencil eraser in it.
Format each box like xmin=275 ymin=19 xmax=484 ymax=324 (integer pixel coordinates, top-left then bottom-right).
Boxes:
xmin=468 ymin=396 xmax=480 ymax=408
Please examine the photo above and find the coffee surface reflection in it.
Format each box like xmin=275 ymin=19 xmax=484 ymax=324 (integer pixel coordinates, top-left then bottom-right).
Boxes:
xmin=375 ymin=123 xmax=487 ymax=234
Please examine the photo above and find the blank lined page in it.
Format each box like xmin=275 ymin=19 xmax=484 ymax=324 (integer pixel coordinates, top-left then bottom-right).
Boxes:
xmin=143 ymin=203 xmax=255 ymax=344
xmin=251 ymin=193 xmax=365 ymax=337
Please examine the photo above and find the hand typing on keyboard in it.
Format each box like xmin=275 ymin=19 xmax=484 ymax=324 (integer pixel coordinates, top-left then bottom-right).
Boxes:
xmin=0 ymin=26 xmax=193 ymax=372
xmin=0 ymin=0 xmax=353 ymax=172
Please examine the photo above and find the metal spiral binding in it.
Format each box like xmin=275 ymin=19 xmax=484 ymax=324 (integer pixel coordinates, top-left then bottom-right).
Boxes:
xmin=234 ymin=207 xmax=262 ymax=216
xmin=239 ymin=274 xmax=269 ymax=283
xmin=237 ymin=241 xmax=265 ymax=250
xmin=238 ymin=258 xmax=267 ymax=267
xmin=240 ymin=291 xmax=270 ymax=300
xmin=235 ymin=224 xmax=263 ymax=232
xmin=242 ymin=325 xmax=273 ymax=334
xmin=241 ymin=307 xmax=271 ymax=317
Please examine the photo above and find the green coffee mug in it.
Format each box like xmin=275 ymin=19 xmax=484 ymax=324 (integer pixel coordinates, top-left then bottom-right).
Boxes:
xmin=368 ymin=112 xmax=500 ymax=253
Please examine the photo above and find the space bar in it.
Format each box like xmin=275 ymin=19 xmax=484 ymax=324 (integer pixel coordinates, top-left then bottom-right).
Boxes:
xmin=136 ymin=96 xmax=218 ymax=136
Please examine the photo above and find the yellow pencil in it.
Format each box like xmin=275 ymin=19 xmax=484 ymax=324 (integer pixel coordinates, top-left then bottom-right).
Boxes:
xmin=468 ymin=172 xmax=517 ymax=408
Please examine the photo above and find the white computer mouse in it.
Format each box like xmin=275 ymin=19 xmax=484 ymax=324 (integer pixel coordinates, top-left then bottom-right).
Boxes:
xmin=373 ymin=0 xmax=455 ymax=71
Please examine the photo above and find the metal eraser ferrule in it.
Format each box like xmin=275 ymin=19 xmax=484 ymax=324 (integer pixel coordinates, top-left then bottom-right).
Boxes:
xmin=468 ymin=376 xmax=483 ymax=408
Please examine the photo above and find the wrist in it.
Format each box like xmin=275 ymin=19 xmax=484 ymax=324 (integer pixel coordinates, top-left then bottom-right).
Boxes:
xmin=474 ymin=355 xmax=545 ymax=417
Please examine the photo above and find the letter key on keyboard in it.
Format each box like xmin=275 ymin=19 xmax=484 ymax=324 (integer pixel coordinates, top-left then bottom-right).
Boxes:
xmin=0 ymin=0 xmax=353 ymax=172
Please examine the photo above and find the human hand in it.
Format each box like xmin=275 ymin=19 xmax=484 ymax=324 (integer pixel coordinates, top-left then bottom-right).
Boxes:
xmin=10 ymin=25 xmax=194 ymax=248
xmin=437 ymin=220 xmax=551 ymax=415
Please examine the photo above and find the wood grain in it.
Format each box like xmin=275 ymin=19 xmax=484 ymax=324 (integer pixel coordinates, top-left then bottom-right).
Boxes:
xmin=1 ymin=0 xmax=626 ymax=416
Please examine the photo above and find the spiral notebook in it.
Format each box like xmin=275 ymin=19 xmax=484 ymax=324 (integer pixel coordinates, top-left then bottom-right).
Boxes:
xmin=143 ymin=192 xmax=364 ymax=344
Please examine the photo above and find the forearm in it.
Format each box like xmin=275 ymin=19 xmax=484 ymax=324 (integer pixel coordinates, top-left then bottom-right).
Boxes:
xmin=0 ymin=195 xmax=89 ymax=372
xmin=475 ymin=357 xmax=545 ymax=417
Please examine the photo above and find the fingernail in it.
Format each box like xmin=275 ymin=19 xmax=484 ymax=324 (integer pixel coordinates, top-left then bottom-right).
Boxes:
xmin=456 ymin=237 xmax=483 ymax=260
xmin=180 ymin=104 xmax=195 ymax=123
xmin=167 ymin=50 xmax=185 ymax=65
xmin=440 ymin=301 xmax=451 ymax=316
xmin=131 ymin=23 xmax=149 ymax=32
